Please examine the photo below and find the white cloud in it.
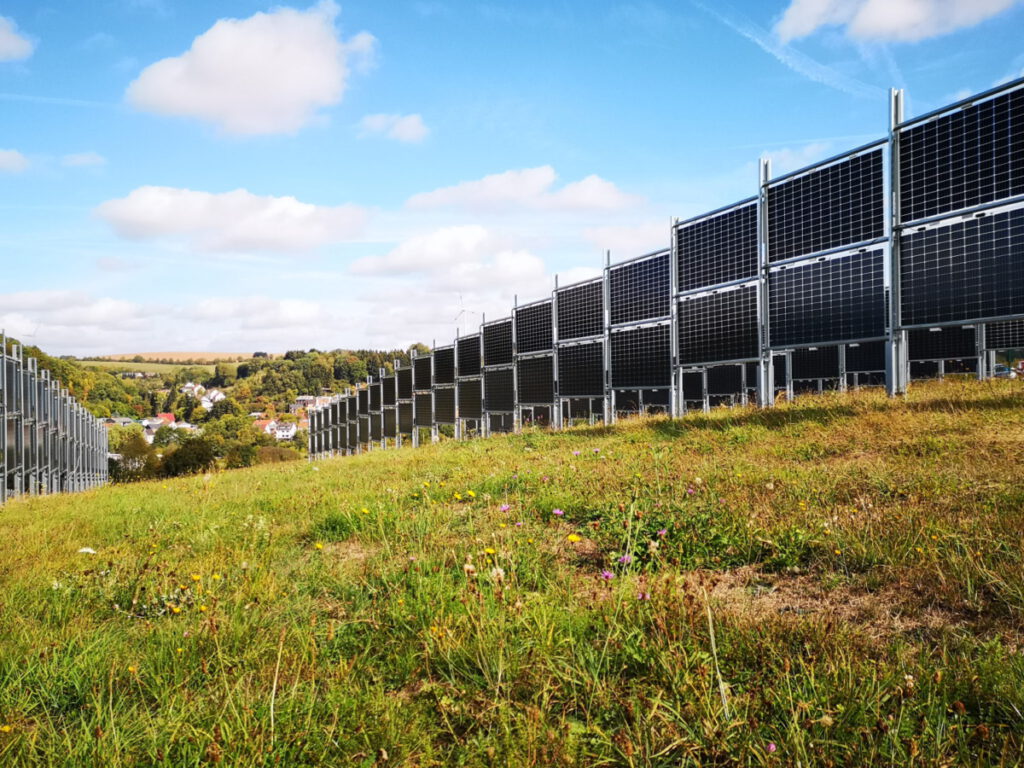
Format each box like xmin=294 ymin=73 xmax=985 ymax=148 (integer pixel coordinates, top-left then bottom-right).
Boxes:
xmin=406 ymin=166 xmax=640 ymax=212
xmin=62 ymin=152 xmax=107 ymax=167
xmin=776 ymin=0 xmax=1023 ymax=43
xmin=191 ymin=296 xmax=328 ymax=329
xmin=0 ymin=16 xmax=34 ymax=61
xmin=125 ymin=1 xmax=377 ymax=135
xmin=0 ymin=149 xmax=29 ymax=173
xmin=358 ymin=113 xmax=429 ymax=143
xmin=583 ymin=220 xmax=669 ymax=256
xmin=95 ymin=186 xmax=368 ymax=252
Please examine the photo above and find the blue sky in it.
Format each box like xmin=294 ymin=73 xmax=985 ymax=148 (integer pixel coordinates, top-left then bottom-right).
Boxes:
xmin=2 ymin=0 xmax=1023 ymax=355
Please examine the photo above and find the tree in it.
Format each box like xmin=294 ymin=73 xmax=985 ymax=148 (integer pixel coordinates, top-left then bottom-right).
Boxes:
xmin=152 ymin=425 xmax=179 ymax=448
xmin=110 ymin=434 xmax=160 ymax=482
xmin=160 ymin=437 xmax=216 ymax=477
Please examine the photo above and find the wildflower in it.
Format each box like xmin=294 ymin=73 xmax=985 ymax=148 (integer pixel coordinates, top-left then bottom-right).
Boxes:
xmin=78 ymin=547 xmax=97 ymax=555
xmin=454 ymin=493 xmax=463 ymax=501
xmin=211 ymin=573 xmax=221 ymax=580
xmin=499 ymin=523 xmax=507 ymax=529
xmin=199 ymin=605 xmax=208 ymax=612
xmin=637 ymin=591 xmax=651 ymax=601
xmin=686 ymin=487 xmax=695 ymax=495
xmin=834 ymin=549 xmax=842 ymax=555
xmin=618 ymin=554 xmax=632 ymax=565
xmin=572 ymin=450 xmax=581 ymax=456
xmin=767 ymin=742 xmax=777 ymax=754
xmin=0 ymin=725 xmax=12 ymax=733
xmin=915 ymin=547 xmax=923 ymax=553
xmin=648 ymin=540 xmax=660 ymax=554
xmin=423 ymin=481 xmax=430 ymax=488
xmin=657 ymin=528 xmax=668 ymax=537
xmin=600 ymin=570 xmax=615 ymax=581
xmin=128 ymin=666 xmax=138 ymax=674
xmin=171 ymin=606 xmax=181 ymax=614
xmin=463 ymin=560 xmax=478 ymax=578
xmin=467 ymin=490 xmax=476 ymax=498
xmin=314 ymin=542 xmax=324 ymax=550
xmin=552 ymin=508 xmax=564 ymax=517
xmin=361 ymin=507 xmax=369 ymax=515
xmin=190 ymin=574 xmax=201 ymax=582
xmin=515 ymin=521 xmax=523 ymax=527
xmin=484 ymin=547 xmax=496 ymax=555
xmin=567 ymin=534 xmax=582 ymax=543
xmin=176 ymin=648 xmax=184 ymax=654
xmin=593 ymin=448 xmax=600 ymax=454
xmin=500 ymin=504 xmax=511 ymax=512
xmin=490 ymin=567 xmax=505 ymax=584
xmin=527 ymin=538 xmax=534 ymax=543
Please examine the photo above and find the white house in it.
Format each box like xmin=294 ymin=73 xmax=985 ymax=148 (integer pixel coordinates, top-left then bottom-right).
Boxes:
xmin=180 ymin=382 xmax=205 ymax=398
xmin=274 ymin=422 xmax=298 ymax=441
xmin=200 ymin=389 xmax=226 ymax=411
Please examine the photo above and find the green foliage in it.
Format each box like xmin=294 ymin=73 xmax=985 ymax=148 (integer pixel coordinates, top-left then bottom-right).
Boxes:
xmin=159 ymin=436 xmax=216 ymax=477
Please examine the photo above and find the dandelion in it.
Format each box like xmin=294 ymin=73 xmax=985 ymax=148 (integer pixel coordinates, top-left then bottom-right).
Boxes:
xmin=552 ymin=508 xmax=564 ymax=517
xmin=484 ymin=547 xmax=497 ymax=555
xmin=834 ymin=549 xmax=842 ymax=555
xmin=454 ymin=493 xmax=463 ymax=501
xmin=361 ymin=507 xmax=370 ymax=515
xmin=0 ymin=725 xmax=12 ymax=733
xmin=211 ymin=573 xmax=221 ymax=580
xmin=567 ymin=534 xmax=582 ymax=543
xmin=314 ymin=542 xmax=324 ymax=550
xmin=490 ymin=567 xmax=506 ymax=584
xmin=618 ymin=554 xmax=632 ymax=565
xmin=199 ymin=605 xmax=208 ymax=612
xmin=467 ymin=490 xmax=476 ymax=498
xmin=915 ymin=546 xmax=923 ymax=553
xmin=423 ymin=481 xmax=430 ymax=488
xmin=500 ymin=504 xmax=510 ymax=512
xmin=171 ymin=606 xmax=181 ymax=614
xmin=499 ymin=523 xmax=507 ymax=529
xmin=600 ymin=570 xmax=615 ymax=581
xmin=176 ymin=648 xmax=184 ymax=654
xmin=190 ymin=574 xmax=201 ymax=582
xmin=127 ymin=666 xmax=138 ymax=674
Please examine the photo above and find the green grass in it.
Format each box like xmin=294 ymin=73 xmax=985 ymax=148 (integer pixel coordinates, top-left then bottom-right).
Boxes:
xmin=1 ymin=378 xmax=1023 ymax=766
xmin=80 ymin=360 xmax=219 ymax=375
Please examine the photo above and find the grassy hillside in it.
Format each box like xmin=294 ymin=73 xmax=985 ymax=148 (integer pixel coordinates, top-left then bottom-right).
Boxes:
xmin=80 ymin=360 xmax=217 ymax=375
xmin=1 ymin=379 xmax=1022 ymax=766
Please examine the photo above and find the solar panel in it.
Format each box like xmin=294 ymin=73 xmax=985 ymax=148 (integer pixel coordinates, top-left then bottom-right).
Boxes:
xmin=900 ymin=207 xmax=1024 ymax=326
xmin=458 ymin=378 xmax=482 ymax=419
xmin=433 ymin=347 xmax=455 ymax=385
xmin=677 ymin=283 xmax=759 ymax=364
xmin=677 ymin=201 xmax=758 ymax=291
xmin=900 ymin=87 xmax=1024 ymax=222
xmin=483 ymin=320 xmax=514 ymax=366
xmin=609 ymin=251 xmax=670 ymax=325
xmin=434 ymin=387 xmax=456 ymax=423
xmin=515 ymin=300 xmax=553 ymax=353
xmin=908 ymin=326 xmax=976 ymax=360
xmin=791 ymin=347 xmax=840 ymax=380
xmin=380 ymin=378 xmax=395 ymax=409
xmin=347 ymin=421 xmax=357 ymax=449
xmin=358 ymin=416 xmax=369 ymax=444
xmin=370 ymin=414 xmax=382 ymax=441
xmin=489 ymin=414 xmax=514 ymax=433
xmin=457 ymin=335 xmax=481 ymax=377
xmin=558 ymin=342 xmax=604 ymax=397
xmin=616 ymin=390 xmax=641 ymax=411
xmin=768 ymin=149 xmax=884 ymax=262
xmin=398 ymin=402 xmax=413 ymax=434
xmin=517 ymin=355 xmax=554 ymax=404
xmin=845 ymin=341 xmax=886 ymax=372
xmin=484 ymin=368 xmax=515 ymax=411
xmin=986 ymin=319 xmax=1024 ymax=348
xmin=610 ymin=324 xmax=671 ymax=388
xmin=769 ymin=248 xmax=885 ymax=347
xmin=706 ymin=365 xmax=743 ymax=395
xmin=397 ymin=367 xmax=413 ymax=399
xmin=413 ymin=356 xmax=432 ymax=390
xmin=556 ymin=280 xmax=603 ymax=340
xmin=414 ymin=393 xmax=432 ymax=427
xmin=358 ymin=388 xmax=369 ymax=415
xmin=369 ymin=381 xmax=381 ymax=411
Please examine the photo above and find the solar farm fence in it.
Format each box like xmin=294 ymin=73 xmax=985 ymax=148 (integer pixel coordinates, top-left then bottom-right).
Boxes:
xmin=2 ymin=336 xmax=108 ymax=503
xmin=310 ymin=78 xmax=1024 ymax=458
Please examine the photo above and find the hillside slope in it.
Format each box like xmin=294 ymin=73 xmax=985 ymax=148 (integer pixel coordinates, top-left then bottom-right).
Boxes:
xmin=1 ymin=379 xmax=1023 ymax=766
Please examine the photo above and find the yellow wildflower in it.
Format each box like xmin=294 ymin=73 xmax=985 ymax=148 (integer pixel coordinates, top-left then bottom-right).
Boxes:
xmin=199 ymin=605 xmax=208 ymax=612
xmin=0 ymin=725 xmax=12 ymax=733
xmin=190 ymin=574 xmax=201 ymax=582
xmin=567 ymin=534 xmax=582 ymax=543
xmin=128 ymin=666 xmax=138 ymax=674
xmin=467 ymin=490 xmax=476 ymax=498
xmin=171 ymin=606 xmax=181 ymax=614
xmin=211 ymin=573 xmax=221 ymax=580
xmin=484 ymin=547 xmax=496 ymax=555
xmin=176 ymin=648 xmax=184 ymax=654
xmin=361 ymin=507 xmax=369 ymax=515
xmin=314 ymin=542 xmax=324 ymax=550
xmin=454 ymin=493 xmax=463 ymax=501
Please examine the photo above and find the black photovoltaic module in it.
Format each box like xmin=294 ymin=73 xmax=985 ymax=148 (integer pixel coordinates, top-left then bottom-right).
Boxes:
xmin=397 ymin=367 xmax=413 ymax=400
xmin=414 ymin=393 xmax=432 ymax=427
xmin=556 ymin=281 xmax=603 ymax=341
xmin=769 ymin=249 xmax=885 ymax=347
xmin=610 ymin=324 xmax=671 ymax=388
xmin=768 ymin=150 xmax=884 ymax=262
xmin=900 ymin=87 xmax=1024 ymax=223
xmin=457 ymin=335 xmax=481 ymax=378
xmin=985 ymin=319 xmax=1024 ymax=349
xmin=908 ymin=326 xmax=976 ymax=360
xmin=433 ymin=347 xmax=455 ymax=385
xmin=484 ymin=368 xmax=515 ymax=411
xmin=433 ymin=388 xmax=456 ymax=423
xmin=609 ymin=252 xmax=670 ymax=325
xmin=900 ymin=207 xmax=1024 ymax=326
xmin=677 ymin=202 xmax=758 ymax=291
xmin=515 ymin=301 xmax=553 ymax=353
xmin=414 ymin=356 xmax=432 ymax=390
xmin=458 ymin=378 xmax=482 ymax=419
xmin=483 ymin=320 xmax=514 ymax=366
xmin=516 ymin=355 xmax=554 ymax=404
xmin=558 ymin=342 xmax=604 ymax=397
xmin=678 ymin=285 xmax=759 ymax=364
xmin=382 ymin=377 xmax=396 ymax=406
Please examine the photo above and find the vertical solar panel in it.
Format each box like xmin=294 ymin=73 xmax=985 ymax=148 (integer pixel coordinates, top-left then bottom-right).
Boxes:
xmin=414 ymin=393 xmax=432 ymax=427
xmin=791 ymin=347 xmax=840 ymax=380
xmin=769 ymin=249 xmax=885 ymax=347
xmin=358 ymin=416 xmax=369 ymax=444
xmin=908 ymin=327 xmax=976 ymax=360
xmin=768 ymin=149 xmax=884 ymax=262
xmin=347 ymin=421 xmax=357 ymax=449
xmin=370 ymin=414 xmax=382 ymax=441
xmin=616 ymin=390 xmax=641 ymax=412
xmin=369 ymin=381 xmax=381 ymax=411
xmin=986 ymin=319 xmax=1024 ymax=348
xmin=383 ymin=408 xmax=397 ymax=438
xmin=677 ymin=201 xmax=758 ymax=291
xmin=398 ymin=402 xmax=413 ymax=434
xmin=517 ymin=356 xmax=554 ymax=404
xmin=458 ymin=379 xmax=482 ymax=419
xmin=397 ymin=367 xmax=413 ymax=399
xmin=433 ymin=388 xmax=456 ymax=423
xmin=433 ymin=347 xmax=455 ymax=385
xmin=489 ymin=414 xmax=514 ymax=433
xmin=414 ymin=357 xmax=432 ymax=390
xmin=557 ymin=342 xmax=604 ymax=397
xmin=457 ymin=335 xmax=481 ymax=377
xmin=845 ymin=341 xmax=886 ymax=372
xmin=484 ymin=368 xmax=515 ymax=411
xmin=609 ymin=251 xmax=670 ymax=325
xmin=382 ymin=376 xmax=396 ymax=406
xmin=900 ymin=87 xmax=1024 ymax=222
xmin=610 ymin=324 xmax=671 ymax=388
xmin=900 ymin=207 xmax=1024 ymax=326
xmin=483 ymin=320 xmax=514 ymax=366
xmin=358 ymin=388 xmax=369 ymax=415
xmin=706 ymin=365 xmax=743 ymax=396
xmin=677 ymin=284 xmax=759 ymax=364
xmin=515 ymin=300 xmax=553 ymax=353
xmin=682 ymin=371 xmax=704 ymax=401
xmin=556 ymin=280 xmax=604 ymax=340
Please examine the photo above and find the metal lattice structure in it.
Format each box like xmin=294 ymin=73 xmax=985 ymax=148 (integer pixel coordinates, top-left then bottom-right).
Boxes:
xmin=309 ymin=77 xmax=1024 ymax=458
xmin=2 ymin=337 xmax=108 ymax=503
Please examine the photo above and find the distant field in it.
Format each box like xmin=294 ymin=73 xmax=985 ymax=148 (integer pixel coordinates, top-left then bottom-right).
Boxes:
xmin=98 ymin=352 xmax=259 ymax=362
xmin=80 ymin=360 xmax=216 ymax=375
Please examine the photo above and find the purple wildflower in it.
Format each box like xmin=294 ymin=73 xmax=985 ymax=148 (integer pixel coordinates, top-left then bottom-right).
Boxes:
xmin=500 ymin=504 xmax=510 ymax=512
xmin=572 ymin=450 xmax=581 ymax=456
xmin=618 ymin=554 xmax=632 ymax=565
xmin=552 ymin=508 xmax=564 ymax=516
xmin=593 ymin=448 xmax=600 ymax=454
xmin=767 ymin=743 xmax=777 ymax=754
xmin=686 ymin=487 xmax=695 ymax=495
xmin=657 ymin=528 xmax=668 ymax=537
xmin=637 ymin=591 xmax=651 ymax=601
xmin=515 ymin=521 xmax=523 ymax=527
xmin=600 ymin=569 xmax=615 ymax=581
